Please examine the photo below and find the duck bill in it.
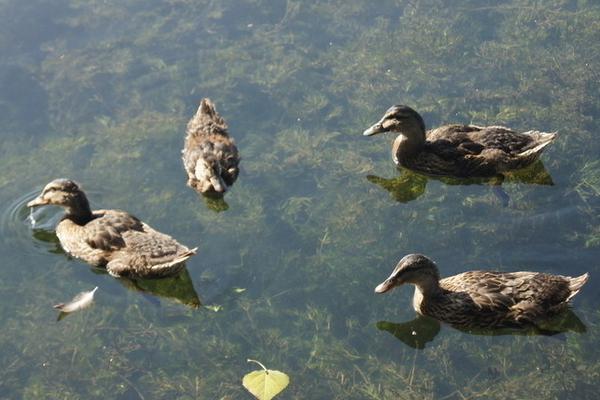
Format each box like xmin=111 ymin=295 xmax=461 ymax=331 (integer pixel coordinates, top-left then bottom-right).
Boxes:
xmin=364 ymin=119 xmax=391 ymax=135
xmin=374 ymin=278 xmax=396 ymax=293
xmin=27 ymin=196 xmax=48 ymax=208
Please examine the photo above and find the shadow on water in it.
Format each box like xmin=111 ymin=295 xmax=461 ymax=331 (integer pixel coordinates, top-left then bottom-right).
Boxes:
xmin=31 ymin=228 xmax=64 ymax=254
xmin=56 ymin=307 xmax=94 ymax=322
xmin=367 ymin=160 xmax=554 ymax=205
xmin=378 ymin=310 xmax=586 ymax=350
xmin=55 ymin=302 xmax=97 ymax=322
xmin=117 ymin=268 xmax=202 ymax=309
xmin=200 ymin=191 xmax=230 ymax=212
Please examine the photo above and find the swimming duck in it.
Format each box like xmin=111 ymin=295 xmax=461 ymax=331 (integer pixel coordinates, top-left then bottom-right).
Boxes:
xmin=375 ymin=254 xmax=588 ymax=329
xmin=363 ymin=105 xmax=557 ymax=178
xmin=27 ymin=179 xmax=197 ymax=278
xmin=183 ymin=98 xmax=240 ymax=194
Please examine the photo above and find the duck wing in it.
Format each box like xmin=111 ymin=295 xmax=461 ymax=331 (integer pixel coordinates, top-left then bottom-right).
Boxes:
xmin=443 ymin=271 xmax=578 ymax=323
xmin=429 ymin=124 xmax=526 ymax=147
xmin=442 ymin=271 xmax=520 ymax=311
xmin=427 ymin=125 xmax=536 ymax=156
xmin=84 ymin=210 xmax=190 ymax=260
xmin=422 ymin=125 xmax=555 ymax=175
xmin=506 ymin=272 xmax=574 ymax=305
xmin=118 ymin=222 xmax=191 ymax=263
xmin=83 ymin=210 xmax=144 ymax=251
xmin=105 ymin=225 xmax=196 ymax=277
xmin=87 ymin=211 xmax=195 ymax=278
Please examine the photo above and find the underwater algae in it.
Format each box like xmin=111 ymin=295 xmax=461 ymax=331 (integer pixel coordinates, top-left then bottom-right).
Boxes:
xmin=1 ymin=0 xmax=600 ymax=399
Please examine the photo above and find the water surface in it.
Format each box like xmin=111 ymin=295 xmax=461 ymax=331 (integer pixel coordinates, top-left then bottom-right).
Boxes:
xmin=1 ymin=1 xmax=599 ymax=399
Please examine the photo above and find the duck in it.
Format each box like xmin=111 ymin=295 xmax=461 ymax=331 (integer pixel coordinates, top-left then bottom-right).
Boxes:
xmin=183 ymin=98 xmax=240 ymax=194
xmin=27 ymin=179 xmax=197 ymax=278
xmin=363 ymin=105 xmax=557 ymax=178
xmin=375 ymin=254 xmax=588 ymax=329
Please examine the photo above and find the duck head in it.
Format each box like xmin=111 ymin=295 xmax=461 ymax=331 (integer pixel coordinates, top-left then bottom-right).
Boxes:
xmin=375 ymin=254 xmax=440 ymax=294
xmin=363 ymin=105 xmax=426 ymax=137
xmin=27 ymin=179 xmax=92 ymax=218
xmin=194 ymin=157 xmax=228 ymax=193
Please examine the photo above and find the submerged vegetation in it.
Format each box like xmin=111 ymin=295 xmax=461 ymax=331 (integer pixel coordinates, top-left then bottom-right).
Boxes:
xmin=1 ymin=0 xmax=600 ymax=398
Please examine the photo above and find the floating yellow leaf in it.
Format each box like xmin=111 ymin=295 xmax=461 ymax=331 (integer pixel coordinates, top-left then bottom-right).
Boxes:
xmin=242 ymin=359 xmax=289 ymax=400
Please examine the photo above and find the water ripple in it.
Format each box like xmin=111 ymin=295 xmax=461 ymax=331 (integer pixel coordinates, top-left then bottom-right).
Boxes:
xmin=0 ymin=188 xmax=64 ymax=255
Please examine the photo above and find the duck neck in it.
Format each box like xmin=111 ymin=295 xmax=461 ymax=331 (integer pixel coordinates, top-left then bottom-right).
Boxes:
xmin=65 ymin=194 xmax=93 ymax=224
xmin=412 ymin=275 xmax=443 ymax=311
xmin=392 ymin=127 xmax=426 ymax=165
xmin=414 ymin=276 xmax=443 ymax=298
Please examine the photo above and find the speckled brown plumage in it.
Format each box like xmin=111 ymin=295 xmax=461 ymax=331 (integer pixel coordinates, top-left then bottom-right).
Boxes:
xmin=364 ymin=105 xmax=557 ymax=178
xmin=375 ymin=254 xmax=588 ymax=329
xmin=28 ymin=179 xmax=196 ymax=278
xmin=183 ymin=98 xmax=240 ymax=194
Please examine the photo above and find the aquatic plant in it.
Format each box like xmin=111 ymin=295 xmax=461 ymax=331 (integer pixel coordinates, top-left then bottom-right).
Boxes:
xmin=1 ymin=0 xmax=600 ymax=398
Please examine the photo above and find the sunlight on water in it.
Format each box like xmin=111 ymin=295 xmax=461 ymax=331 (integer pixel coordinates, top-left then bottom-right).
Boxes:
xmin=0 ymin=1 xmax=599 ymax=399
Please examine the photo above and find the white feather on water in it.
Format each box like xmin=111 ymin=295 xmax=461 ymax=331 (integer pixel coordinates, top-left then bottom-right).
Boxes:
xmin=54 ymin=287 xmax=98 ymax=313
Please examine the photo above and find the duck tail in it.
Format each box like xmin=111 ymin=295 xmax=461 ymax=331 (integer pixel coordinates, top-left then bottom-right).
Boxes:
xmin=178 ymin=247 xmax=198 ymax=262
xmin=566 ymin=272 xmax=589 ymax=302
xmin=186 ymin=98 xmax=228 ymax=137
xmin=146 ymin=247 xmax=198 ymax=277
xmin=519 ymin=131 xmax=558 ymax=158
xmin=198 ymin=98 xmax=225 ymax=124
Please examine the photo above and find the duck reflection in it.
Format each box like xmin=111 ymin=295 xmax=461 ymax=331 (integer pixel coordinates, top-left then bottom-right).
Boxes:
xmin=367 ymin=160 xmax=554 ymax=205
xmin=377 ymin=309 xmax=586 ymax=350
xmin=201 ymin=191 xmax=230 ymax=212
xmin=118 ymin=267 xmax=201 ymax=309
xmin=377 ymin=315 xmax=440 ymax=349
xmin=31 ymin=228 xmax=64 ymax=254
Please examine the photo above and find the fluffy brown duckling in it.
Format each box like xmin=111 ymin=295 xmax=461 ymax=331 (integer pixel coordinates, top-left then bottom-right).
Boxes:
xmin=364 ymin=105 xmax=557 ymax=178
xmin=27 ymin=179 xmax=197 ymax=278
xmin=183 ymin=98 xmax=240 ymax=194
xmin=375 ymin=254 xmax=588 ymax=329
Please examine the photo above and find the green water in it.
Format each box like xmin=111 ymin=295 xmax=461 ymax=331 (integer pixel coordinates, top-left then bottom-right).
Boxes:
xmin=1 ymin=0 xmax=600 ymax=398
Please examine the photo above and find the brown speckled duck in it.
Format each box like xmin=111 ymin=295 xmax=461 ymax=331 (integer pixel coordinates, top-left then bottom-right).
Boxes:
xmin=375 ymin=254 xmax=588 ymax=329
xmin=27 ymin=179 xmax=196 ymax=278
xmin=364 ymin=105 xmax=557 ymax=178
xmin=183 ymin=98 xmax=240 ymax=194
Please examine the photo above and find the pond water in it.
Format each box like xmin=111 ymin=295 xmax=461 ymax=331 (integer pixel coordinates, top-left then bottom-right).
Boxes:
xmin=1 ymin=1 xmax=599 ymax=399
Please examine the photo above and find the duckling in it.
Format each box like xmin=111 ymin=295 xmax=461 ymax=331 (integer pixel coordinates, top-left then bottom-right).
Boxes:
xmin=27 ymin=179 xmax=197 ymax=278
xmin=364 ymin=105 xmax=557 ymax=177
xmin=375 ymin=254 xmax=588 ymax=329
xmin=183 ymin=98 xmax=240 ymax=194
